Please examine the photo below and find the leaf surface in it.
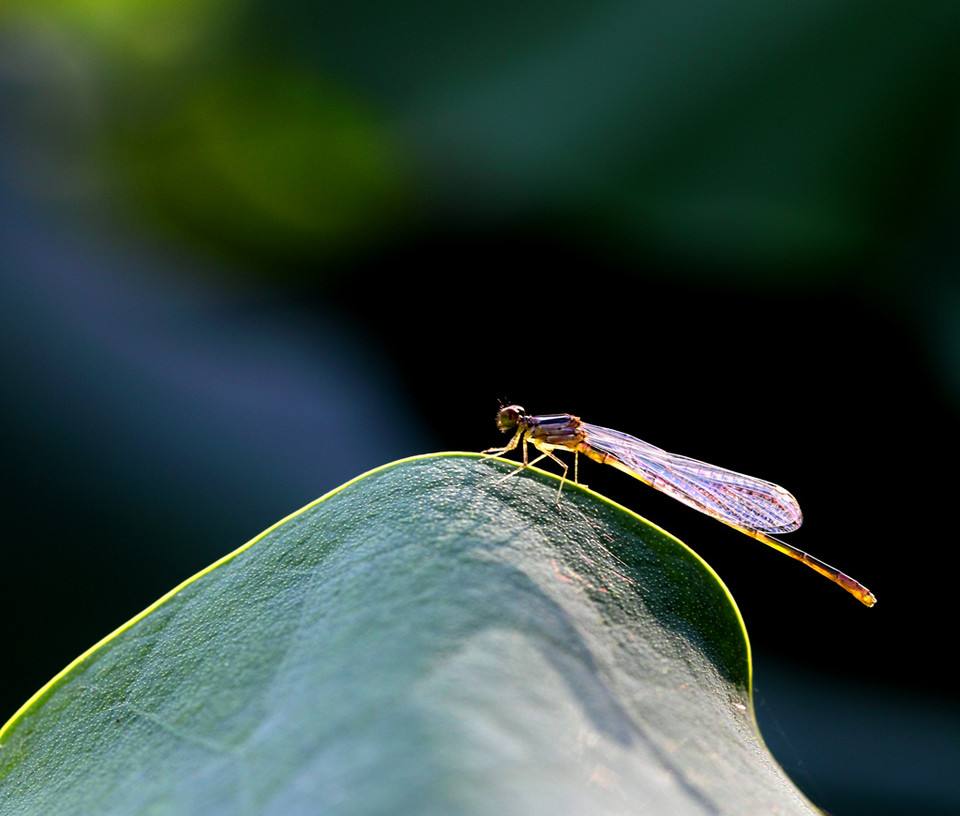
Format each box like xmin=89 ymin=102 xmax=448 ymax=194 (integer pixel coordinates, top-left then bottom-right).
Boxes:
xmin=0 ymin=453 xmax=818 ymax=815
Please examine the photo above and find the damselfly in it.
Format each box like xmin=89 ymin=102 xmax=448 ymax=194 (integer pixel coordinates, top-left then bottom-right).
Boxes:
xmin=482 ymin=405 xmax=876 ymax=607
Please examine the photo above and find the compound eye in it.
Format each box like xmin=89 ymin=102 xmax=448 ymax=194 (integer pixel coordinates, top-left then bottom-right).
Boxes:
xmin=496 ymin=405 xmax=525 ymax=432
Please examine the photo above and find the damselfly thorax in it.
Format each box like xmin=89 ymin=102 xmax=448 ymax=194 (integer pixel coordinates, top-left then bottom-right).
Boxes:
xmin=481 ymin=404 xmax=875 ymax=607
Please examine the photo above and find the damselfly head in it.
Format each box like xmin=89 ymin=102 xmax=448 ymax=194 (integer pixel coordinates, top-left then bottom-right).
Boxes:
xmin=496 ymin=404 xmax=526 ymax=432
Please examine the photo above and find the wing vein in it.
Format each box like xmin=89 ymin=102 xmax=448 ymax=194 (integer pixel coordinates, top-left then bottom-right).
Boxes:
xmin=580 ymin=422 xmax=802 ymax=534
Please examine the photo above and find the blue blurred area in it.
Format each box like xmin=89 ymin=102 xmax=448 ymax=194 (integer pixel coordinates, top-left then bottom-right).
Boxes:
xmin=0 ymin=178 xmax=427 ymax=723
xmin=2 ymin=1 xmax=960 ymax=813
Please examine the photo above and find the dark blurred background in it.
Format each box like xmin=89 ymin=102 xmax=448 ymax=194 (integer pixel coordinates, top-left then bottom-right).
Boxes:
xmin=2 ymin=2 xmax=959 ymax=813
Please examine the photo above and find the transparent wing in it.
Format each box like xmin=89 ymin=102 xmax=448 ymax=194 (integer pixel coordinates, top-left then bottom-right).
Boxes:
xmin=580 ymin=422 xmax=802 ymax=534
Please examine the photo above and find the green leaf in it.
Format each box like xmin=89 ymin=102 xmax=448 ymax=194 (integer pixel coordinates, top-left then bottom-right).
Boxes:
xmin=0 ymin=453 xmax=818 ymax=815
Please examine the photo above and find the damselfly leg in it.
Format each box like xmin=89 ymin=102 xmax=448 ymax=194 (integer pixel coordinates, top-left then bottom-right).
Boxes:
xmin=480 ymin=427 xmax=522 ymax=459
xmin=530 ymin=439 xmax=568 ymax=502
xmin=494 ymin=451 xmax=546 ymax=484
xmin=490 ymin=436 xmax=570 ymax=503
